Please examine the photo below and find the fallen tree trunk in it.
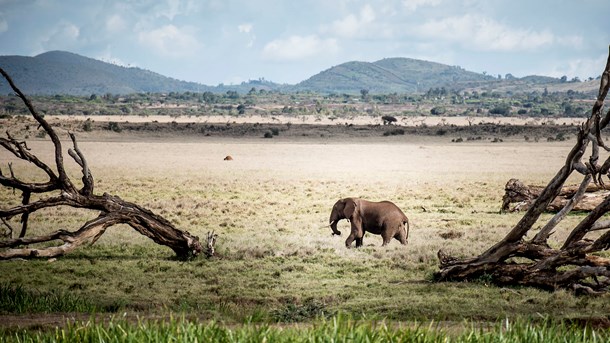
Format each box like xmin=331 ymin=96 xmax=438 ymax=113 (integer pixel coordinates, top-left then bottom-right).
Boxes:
xmin=436 ymin=46 xmax=610 ymax=294
xmin=0 ymin=68 xmax=203 ymax=259
xmin=502 ymin=178 xmax=610 ymax=212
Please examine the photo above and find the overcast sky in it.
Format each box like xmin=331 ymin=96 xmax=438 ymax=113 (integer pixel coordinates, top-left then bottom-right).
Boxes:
xmin=0 ymin=0 xmax=608 ymax=86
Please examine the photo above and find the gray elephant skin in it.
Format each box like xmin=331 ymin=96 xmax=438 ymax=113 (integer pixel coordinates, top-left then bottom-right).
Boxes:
xmin=329 ymin=197 xmax=410 ymax=248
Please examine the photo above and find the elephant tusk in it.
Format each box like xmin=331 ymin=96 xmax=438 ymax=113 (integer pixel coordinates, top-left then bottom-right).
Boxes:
xmin=320 ymin=222 xmax=333 ymax=229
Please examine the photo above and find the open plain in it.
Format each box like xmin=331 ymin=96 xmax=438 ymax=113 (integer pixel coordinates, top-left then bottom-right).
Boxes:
xmin=1 ymin=117 xmax=610 ymax=334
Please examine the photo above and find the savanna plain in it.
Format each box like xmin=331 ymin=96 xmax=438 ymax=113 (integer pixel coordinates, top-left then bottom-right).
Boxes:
xmin=1 ymin=119 xmax=610 ymax=341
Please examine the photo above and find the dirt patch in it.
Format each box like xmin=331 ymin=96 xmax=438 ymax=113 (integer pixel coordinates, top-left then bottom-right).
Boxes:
xmin=1 ymin=115 xmax=583 ymax=143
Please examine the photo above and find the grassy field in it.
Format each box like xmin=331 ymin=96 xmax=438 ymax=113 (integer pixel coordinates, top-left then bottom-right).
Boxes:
xmin=1 ymin=131 xmax=609 ymax=336
xmin=1 ymin=315 xmax=608 ymax=342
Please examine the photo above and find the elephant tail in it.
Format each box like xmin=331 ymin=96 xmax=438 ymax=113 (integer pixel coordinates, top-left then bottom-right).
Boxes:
xmin=404 ymin=217 xmax=410 ymax=242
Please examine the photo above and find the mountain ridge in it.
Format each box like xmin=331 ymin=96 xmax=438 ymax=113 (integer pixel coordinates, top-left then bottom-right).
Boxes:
xmin=295 ymin=57 xmax=499 ymax=94
xmin=0 ymin=50 xmax=573 ymax=96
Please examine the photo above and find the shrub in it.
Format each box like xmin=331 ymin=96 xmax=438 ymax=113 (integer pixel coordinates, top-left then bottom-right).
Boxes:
xmin=489 ymin=105 xmax=511 ymax=116
xmin=383 ymin=128 xmax=405 ymax=136
xmin=106 ymin=122 xmax=122 ymax=133
xmin=82 ymin=119 xmax=93 ymax=132
xmin=264 ymin=131 xmax=274 ymax=138
xmin=430 ymin=106 xmax=446 ymax=115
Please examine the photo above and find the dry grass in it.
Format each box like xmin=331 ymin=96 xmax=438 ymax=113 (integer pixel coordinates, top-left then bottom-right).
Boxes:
xmin=43 ymin=114 xmax=586 ymax=127
xmin=1 ymin=134 xmax=608 ymax=321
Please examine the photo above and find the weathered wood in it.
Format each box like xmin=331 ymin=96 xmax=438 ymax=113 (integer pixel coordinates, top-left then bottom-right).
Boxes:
xmin=436 ymin=46 xmax=610 ymax=294
xmin=502 ymin=178 xmax=609 ymax=212
xmin=0 ymin=68 xmax=202 ymax=259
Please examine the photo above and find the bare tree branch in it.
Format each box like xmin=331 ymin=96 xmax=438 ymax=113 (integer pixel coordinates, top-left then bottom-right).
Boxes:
xmin=436 ymin=45 xmax=610 ymax=293
xmin=0 ymin=67 xmax=203 ymax=259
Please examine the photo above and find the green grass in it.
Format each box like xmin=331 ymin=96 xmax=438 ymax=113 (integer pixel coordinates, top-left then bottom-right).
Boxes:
xmin=1 ymin=244 xmax=608 ymax=323
xmin=1 ymin=139 xmax=607 ymax=328
xmin=1 ymin=315 xmax=607 ymax=342
xmin=0 ymin=283 xmax=97 ymax=314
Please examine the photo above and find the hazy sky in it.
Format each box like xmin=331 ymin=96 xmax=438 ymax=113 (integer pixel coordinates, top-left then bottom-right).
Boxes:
xmin=0 ymin=0 xmax=608 ymax=85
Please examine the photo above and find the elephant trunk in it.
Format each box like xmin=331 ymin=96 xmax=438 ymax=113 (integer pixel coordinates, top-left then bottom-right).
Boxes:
xmin=330 ymin=220 xmax=341 ymax=235
xmin=329 ymin=202 xmax=345 ymax=236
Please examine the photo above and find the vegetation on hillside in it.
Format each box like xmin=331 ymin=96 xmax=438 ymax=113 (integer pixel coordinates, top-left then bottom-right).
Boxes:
xmin=0 ymin=82 xmax=595 ymax=121
xmin=0 ymin=51 xmax=599 ymax=96
xmin=297 ymin=57 xmax=497 ymax=94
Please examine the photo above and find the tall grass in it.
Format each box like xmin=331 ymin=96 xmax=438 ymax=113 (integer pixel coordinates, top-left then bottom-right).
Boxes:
xmin=0 ymin=283 xmax=97 ymax=314
xmin=1 ymin=316 xmax=607 ymax=343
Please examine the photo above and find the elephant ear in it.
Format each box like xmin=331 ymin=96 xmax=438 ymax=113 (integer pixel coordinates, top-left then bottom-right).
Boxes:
xmin=343 ymin=199 xmax=357 ymax=220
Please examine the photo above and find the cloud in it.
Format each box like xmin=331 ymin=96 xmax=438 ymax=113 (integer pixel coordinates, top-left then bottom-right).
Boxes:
xmin=238 ymin=23 xmax=255 ymax=48
xmin=557 ymin=34 xmax=583 ymax=48
xmin=324 ymin=4 xmax=377 ymax=38
xmin=402 ymin=0 xmax=441 ymax=13
xmin=138 ymin=24 xmax=202 ymax=58
xmin=261 ymin=35 xmax=339 ymax=61
xmin=416 ymin=14 xmax=554 ymax=51
xmin=152 ymin=0 xmax=200 ymax=21
xmin=105 ymin=14 xmax=127 ymax=33
xmin=548 ymin=54 xmax=607 ymax=79
xmin=0 ymin=12 xmax=7 ymax=33
xmin=40 ymin=21 xmax=80 ymax=51
xmin=238 ymin=23 xmax=252 ymax=33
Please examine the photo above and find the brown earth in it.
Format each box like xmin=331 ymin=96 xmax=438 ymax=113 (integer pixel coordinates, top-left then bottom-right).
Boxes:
xmin=1 ymin=115 xmax=584 ymax=143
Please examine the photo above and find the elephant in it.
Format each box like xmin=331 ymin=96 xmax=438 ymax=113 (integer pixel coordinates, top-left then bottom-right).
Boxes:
xmin=329 ymin=197 xmax=409 ymax=248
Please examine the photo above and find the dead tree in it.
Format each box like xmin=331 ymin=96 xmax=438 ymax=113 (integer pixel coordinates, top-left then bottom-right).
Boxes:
xmin=0 ymin=68 xmax=202 ymax=259
xmin=502 ymin=178 xmax=610 ymax=212
xmin=436 ymin=47 xmax=610 ymax=294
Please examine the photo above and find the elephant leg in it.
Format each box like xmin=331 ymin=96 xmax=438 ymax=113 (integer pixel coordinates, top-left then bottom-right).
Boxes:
xmin=395 ymin=224 xmax=408 ymax=245
xmin=355 ymin=235 xmax=365 ymax=247
xmin=381 ymin=230 xmax=393 ymax=247
xmin=345 ymin=232 xmax=356 ymax=248
xmin=348 ymin=220 xmax=364 ymax=248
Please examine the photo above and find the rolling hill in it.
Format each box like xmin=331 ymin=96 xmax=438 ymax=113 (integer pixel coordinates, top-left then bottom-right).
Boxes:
xmin=0 ymin=51 xmax=213 ymax=95
xmin=0 ymin=50 xmax=582 ymax=96
xmin=293 ymin=57 xmax=498 ymax=94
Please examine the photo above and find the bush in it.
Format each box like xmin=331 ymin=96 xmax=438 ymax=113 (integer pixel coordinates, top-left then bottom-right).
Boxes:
xmin=106 ymin=122 xmax=122 ymax=133
xmin=264 ymin=131 xmax=274 ymax=138
xmin=489 ymin=105 xmax=511 ymax=116
xmin=430 ymin=106 xmax=446 ymax=115
xmin=82 ymin=119 xmax=93 ymax=132
xmin=383 ymin=128 xmax=405 ymax=136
